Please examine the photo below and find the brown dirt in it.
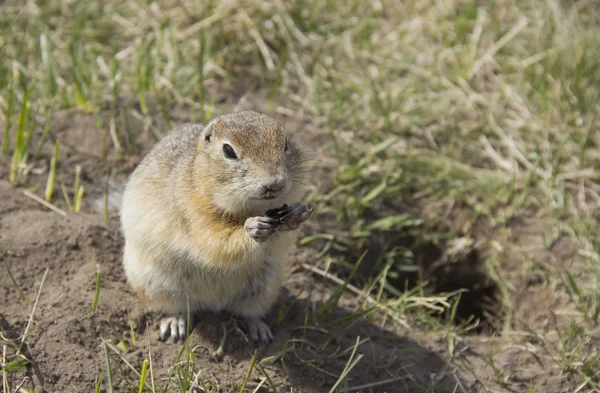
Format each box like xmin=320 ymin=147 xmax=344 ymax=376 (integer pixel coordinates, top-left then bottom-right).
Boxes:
xmin=0 ymin=97 xmax=467 ymax=393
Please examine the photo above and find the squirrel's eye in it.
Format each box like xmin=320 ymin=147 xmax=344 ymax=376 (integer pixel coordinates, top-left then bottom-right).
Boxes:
xmin=223 ymin=144 xmax=238 ymax=160
xmin=284 ymin=137 xmax=289 ymax=152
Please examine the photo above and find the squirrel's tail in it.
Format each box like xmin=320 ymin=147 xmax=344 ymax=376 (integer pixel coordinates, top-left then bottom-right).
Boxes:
xmin=92 ymin=178 xmax=126 ymax=215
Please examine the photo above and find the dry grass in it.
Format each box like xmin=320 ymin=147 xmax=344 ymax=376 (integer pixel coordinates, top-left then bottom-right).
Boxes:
xmin=1 ymin=0 xmax=600 ymax=392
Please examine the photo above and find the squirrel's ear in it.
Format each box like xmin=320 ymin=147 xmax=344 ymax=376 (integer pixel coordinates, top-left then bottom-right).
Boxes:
xmin=203 ymin=121 xmax=214 ymax=143
xmin=197 ymin=120 xmax=217 ymax=151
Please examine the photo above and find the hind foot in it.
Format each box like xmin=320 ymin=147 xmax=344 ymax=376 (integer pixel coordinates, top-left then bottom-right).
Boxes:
xmin=246 ymin=316 xmax=273 ymax=343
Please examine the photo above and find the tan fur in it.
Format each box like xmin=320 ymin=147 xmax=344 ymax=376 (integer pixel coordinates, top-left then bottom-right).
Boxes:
xmin=119 ymin=111 xmax=310 ymax=329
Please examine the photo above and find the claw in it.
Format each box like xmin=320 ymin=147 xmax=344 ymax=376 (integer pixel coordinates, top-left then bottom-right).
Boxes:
xmin=178 ymin=318 xmax=186 ymax=340
xmin=159 ymin=319 xmax=169 ymax=340
xmin=159 ymin=316 xmax=187 ymax=342
xmin=245 ymin=216 xmax=278 ymax=240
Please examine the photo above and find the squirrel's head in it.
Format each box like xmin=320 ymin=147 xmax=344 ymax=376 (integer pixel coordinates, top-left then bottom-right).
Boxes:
xmin=195 ymin=111 xmax=309 ymax=216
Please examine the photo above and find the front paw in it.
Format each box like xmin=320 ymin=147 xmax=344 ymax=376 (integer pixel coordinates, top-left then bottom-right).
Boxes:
xmin=245 ymin=216 xmax=278 ymax=241
xmin=266 ymin=202 xmax=312 ymax=231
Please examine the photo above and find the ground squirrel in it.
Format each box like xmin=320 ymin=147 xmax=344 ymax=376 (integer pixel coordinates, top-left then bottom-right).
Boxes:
xmin=119 ymin=111 xmax=312 ymax=343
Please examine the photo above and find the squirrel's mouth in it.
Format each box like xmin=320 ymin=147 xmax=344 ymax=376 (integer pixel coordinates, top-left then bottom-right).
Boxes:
xmin=252 ymin=192 xmax=282 ymax=201
xmin=254 ymin=182 xmax=288 ymax=201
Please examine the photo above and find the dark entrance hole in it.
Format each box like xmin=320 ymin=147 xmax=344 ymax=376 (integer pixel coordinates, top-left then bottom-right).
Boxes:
xmin=320 ymin=228 xmax=503 ymax=334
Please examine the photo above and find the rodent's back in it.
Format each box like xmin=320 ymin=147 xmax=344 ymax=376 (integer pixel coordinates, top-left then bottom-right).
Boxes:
xmin=131 ymin=123 xmax=203 ymax=181
xmin=120 ymin=123 xmax=205 ymax=251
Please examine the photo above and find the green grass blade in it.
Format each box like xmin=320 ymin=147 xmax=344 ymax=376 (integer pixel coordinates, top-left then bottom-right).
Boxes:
xmin=328 ymin=337 xmax=364 ymax=393
xmin=10 ymin=86 xmax=32 ymax=183
xmin=4 ymin=357 xmax=30 ymax=372
xmin=101 ymin=340 xmax=115 ymax=393
xmin=256 ymin=363 xmax=279 ymax=393
xmin=40 ymin=33 xmax=58 ymax=97
xmin=2 ymin=81 xmax=15 ymax=153
xmin=3 ymin=258 xmax=32 ymax=306
xmin=34 ymin=113 xmax=53 ymax=159
xmin=321 ymin=251 xmax=367 ymax=319
xmin=94 ymin=371 xmax=104 ymax=393
xmin=74 ymin=185 xmax=84 ymax=213
xmin=238 ymin=349 xmax=258 ymax=393
xmin=73 ymin=165 xmax=81 ymax=198
xmin=92 ymin=255 xmax=101 ymax=314
xmin=44 ymin=140 xmax=60 ymax=202
xmin=138 ymin=359 xmax=148 ymax=393
xmin=60 ymin=179 xmax=74 ymax=212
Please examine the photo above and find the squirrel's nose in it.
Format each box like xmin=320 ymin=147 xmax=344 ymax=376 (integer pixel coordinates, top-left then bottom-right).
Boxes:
xmin=262 ymin=177 xmax=286 ymax=194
